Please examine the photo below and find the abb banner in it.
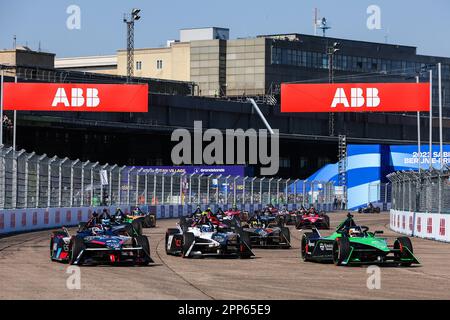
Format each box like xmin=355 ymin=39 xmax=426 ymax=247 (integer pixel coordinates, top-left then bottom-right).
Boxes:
xmin=3 ymin=83 xmax=148 ymax=112
xmin=390 ymin=209 xmax=450 ymax=242
xmin=281 ymin=83 xmax=430 ymax=113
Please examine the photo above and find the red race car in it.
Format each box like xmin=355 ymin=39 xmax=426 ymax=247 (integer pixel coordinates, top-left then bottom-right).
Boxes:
xmin=224 ymin=208 xmax=249 ymax=222
xmin=295 ymin=208 xmax=330 ymax=230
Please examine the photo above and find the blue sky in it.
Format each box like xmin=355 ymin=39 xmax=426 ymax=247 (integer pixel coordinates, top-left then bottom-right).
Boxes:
xmin=0 ymin=0 xmax=449 ymax=58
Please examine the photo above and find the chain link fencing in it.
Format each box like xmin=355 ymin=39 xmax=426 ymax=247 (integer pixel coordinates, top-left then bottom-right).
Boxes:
xmin=0 ymin=146 xmax=336 ymax=210
xmin=387 ymin=169 xmax=450 ymax=214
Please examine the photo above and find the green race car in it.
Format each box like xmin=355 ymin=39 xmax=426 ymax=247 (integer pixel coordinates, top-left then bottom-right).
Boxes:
xmin=301 ymin=213 xmax=420 ymax=266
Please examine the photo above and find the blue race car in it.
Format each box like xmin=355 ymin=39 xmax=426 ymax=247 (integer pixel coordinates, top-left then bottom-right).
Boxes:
xmin=50 ymin=212 xmax=153 ymax=266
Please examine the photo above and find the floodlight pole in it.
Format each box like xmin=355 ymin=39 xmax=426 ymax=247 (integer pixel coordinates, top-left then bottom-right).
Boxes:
xmin=438 ymin=63 xmax=443 ymax=170
xmin=123 ymin=8 xmax=141 ymax=81
xmin=416 ymin=76 xmax=421 ymax=173
xmin=429 ymin=69 xmax=433 ymax=169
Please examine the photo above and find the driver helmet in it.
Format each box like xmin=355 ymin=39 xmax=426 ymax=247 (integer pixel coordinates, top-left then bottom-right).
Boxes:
xmin=91 ymin=226 xmax=103 ymax=235
xmin=349 ymin=228 xmax=361 ymax=237
xmin=200 ymin=225 xmax=213 ymax=233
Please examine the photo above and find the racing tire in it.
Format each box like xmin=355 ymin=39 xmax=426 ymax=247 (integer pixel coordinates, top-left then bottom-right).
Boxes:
xmin=165 ymin=229 xmax=180 ymax=255
xmin=124 ymin=223 xmax=136 ymax=237
xmin=333 ymin=237 xmax=351 ymax=266
xmin=276 ymin=215 xmax=285 ymax=227
xmin=295 ymin=219 xmax=304 ymax=230
xmin=77 ymin=222 xmax=87 ymax=231
xmin=301 ymin=232 xmax=313 ymax=261
xmin=374 ymin=207 xmax=381 ymax=213
xmin=131 ymin=219 xmax=143 ymax=236
xmin=136 ymin=235 xmax=152 ymax=266
xmin=50 ymin=231 xmax=68 ymax=260
xmin=144 ymin=214 xmax=156 ymax=228
xmin=280 ymin=227 xmax=291 ymax=248
xmin=238 ymin=231 xmax=253 ymax=259
xmin=69 ymin=236 xmax=85 ymax=265
xmin=394 ymin=237 xmax=413 ymax=267
xmin=323 ymin=215 xmax=331 ymax=229
xmin=179 ymin=217 xmax=191 ymax=232
xmin=182 ymin=232 xmax=195 ymax=258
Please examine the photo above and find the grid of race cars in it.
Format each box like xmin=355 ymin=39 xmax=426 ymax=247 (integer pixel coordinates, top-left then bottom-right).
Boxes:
xmin=49 ymin=204 xmax=420 ymax=267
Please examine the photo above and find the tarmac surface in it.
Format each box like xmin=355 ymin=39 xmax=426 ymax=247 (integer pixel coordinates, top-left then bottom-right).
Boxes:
xmin=1 ymin=211 xmax=450 ymax=300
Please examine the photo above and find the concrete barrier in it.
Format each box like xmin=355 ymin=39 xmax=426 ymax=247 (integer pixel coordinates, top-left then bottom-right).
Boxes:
xmin=0 ymin=203 xmax=333 ymax=235
xmin=390 ymin=209 xmax=450 ymax=242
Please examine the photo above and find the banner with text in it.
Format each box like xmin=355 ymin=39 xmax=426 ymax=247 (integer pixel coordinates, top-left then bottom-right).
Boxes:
xmin=3 ymin=83 xmax=148 ymax=112
xmin=281 ymin=83 xmax=430 ymax=113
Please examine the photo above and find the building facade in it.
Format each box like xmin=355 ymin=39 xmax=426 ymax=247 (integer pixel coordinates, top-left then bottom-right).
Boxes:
xmin=54 ymin=28 xmax=450 ymax=110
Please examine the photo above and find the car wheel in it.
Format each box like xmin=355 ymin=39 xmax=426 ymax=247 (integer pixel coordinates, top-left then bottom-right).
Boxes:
xmin=281 ymin=227 xmax=291 ymax=247
xmin=324 ymin=215 xmax=331 ymax=229
xmin=69 ymin=236 xmax=85 ymax=265
xmin=136 ymin=235 xmax=151 ymax=265
xmin=182 ymin=232 xmax=195 ymax=258
xmin=50 ymin=231 xmax=67 ymax=260
xmin=238 ymin=231 xmax=252 ymax=259
xmin=165 ymin=228 xmax=180 ymax=255
xmin=394 ymin=237 xmax=413 ymax=267
xmin=132 ymin=219 xmax=143 ymax=236
xmin=333 ymin=237 xmax=350 ymax=266
xmin=301 ymin=233 xmax=312 ymax=261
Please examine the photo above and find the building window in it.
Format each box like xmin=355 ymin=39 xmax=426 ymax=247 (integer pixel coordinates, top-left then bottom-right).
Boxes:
xmin=299 ymin=157 xmax=308 ymax=169
xmin=280 ymin=157 xmax=291 ymax=168
xmin=318 ymin=157 xmax=330 ymax=168
xmin=136 ymin=61 xmax=142 ymax=70
xmin=156 ymin=60 xmax=163 ymax=69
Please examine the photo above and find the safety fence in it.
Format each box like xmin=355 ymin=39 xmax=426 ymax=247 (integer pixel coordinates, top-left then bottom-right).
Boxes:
xmin=387 ymin=169 xmax=450 ymax=214
xmin=0 ymin=146 xmax=336 ymax=211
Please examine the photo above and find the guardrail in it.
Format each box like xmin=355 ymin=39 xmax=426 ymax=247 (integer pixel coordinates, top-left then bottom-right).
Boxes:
xmin=388 ymin=169 xmax=450 ymax=242
xmin=0 ymin=146 xmax=336 ymax=234
xmin=0 ymin=202 xmax=333 ymax=235
xmin=0 ymin=147 xmax=335 ymax=210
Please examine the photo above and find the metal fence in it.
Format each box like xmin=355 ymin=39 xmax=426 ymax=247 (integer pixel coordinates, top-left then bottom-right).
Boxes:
xmin=387 ymin=169 xmax=450 ymax=214
xmin=0 ymin=146 xmax=336 ymax=210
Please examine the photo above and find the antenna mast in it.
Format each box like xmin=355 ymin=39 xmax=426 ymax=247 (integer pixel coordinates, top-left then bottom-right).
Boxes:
xmin=318 ymin=17 xmax=331 ymax=37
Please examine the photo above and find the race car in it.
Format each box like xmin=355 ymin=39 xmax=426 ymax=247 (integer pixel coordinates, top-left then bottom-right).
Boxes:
xmin=165 ymin=216 xmax=254 ymax=259
xmin=50 ymin=213 xmax=153 ymax=266
xmin=277 ymin=206 xmax=302 ymax=225
xmin=120 ymin=207 xmax=157 ymax=228
xmin=295 ymin=207 xmax=330 ymax=230
xmin=241 ymin=214 xmax=291 ymax=248
xmin=224 ymin=207 xmax=249 ymax=222
xmin=301 ymin=213 xmax=420 ymax=266
xmin=358 ymin=203 xmax=381 ymax=214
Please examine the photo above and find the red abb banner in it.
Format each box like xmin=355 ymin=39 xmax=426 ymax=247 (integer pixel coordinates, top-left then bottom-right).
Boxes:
xmin=281 ymin=83 xmax=430 ymax=113
xmin=3 ymin=83 xmax=148 ymax=112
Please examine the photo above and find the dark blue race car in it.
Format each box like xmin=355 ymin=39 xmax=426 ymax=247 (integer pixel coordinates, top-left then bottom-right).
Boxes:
xmin=50 ymin=213 xmax=153 ymax=266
